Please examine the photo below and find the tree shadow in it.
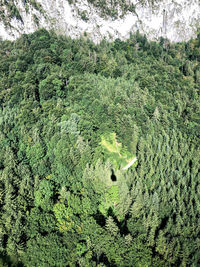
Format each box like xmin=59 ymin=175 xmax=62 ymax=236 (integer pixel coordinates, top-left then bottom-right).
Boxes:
xmin=110 ymin=169 xmax=117 ymax=182
xmin=0 ymin=253 xmax=23 ymax=267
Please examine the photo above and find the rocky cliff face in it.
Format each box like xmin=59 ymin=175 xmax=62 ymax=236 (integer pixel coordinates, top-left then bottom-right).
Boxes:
xmin=0 ymin=0 xmax=200 ymax=42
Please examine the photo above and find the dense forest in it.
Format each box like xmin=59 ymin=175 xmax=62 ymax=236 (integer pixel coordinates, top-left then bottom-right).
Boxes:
xmin=0 ymin=29 xmax=199 ymax=266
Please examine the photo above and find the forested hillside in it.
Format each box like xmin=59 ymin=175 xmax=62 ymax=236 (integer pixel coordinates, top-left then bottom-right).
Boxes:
xmin=0 ymin=29 xmax=199 ymax=266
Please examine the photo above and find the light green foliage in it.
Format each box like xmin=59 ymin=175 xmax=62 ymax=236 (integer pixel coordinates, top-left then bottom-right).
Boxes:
xmin=99 ymin=185 xmax=119 ymax=217
xmin=53 ymin=192 xmax=83 ymax=232
xmin=26 ymin=143 xmax=44 ymax=166
xmin=59 ymin=113 xmax=80 ymax=135
xmin=83 ymin=160 xmax=113 ymax=194
xmin=76 ymin=242 xmax=87 ymax=257
xmin=100 ymin=132 xmax=136 ymax=169
xmin=105 ymin=216 xmax=119 ymax=236
xmin=34 ymin=180 xmax=54 ymax=211
xmin=53 ymin=201 xmax=73 ymax=231
xmin=101 ymin=133 xmax=122 ymax=154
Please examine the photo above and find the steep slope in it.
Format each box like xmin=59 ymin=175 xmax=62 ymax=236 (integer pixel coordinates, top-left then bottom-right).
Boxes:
xmin=0 ymin=0 xmax=200 ymax=42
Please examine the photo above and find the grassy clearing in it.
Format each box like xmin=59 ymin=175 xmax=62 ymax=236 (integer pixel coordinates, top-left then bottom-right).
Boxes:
xmin=101 ymin=132 xmax=122 ymax=154
xmin=100 ymin=132 xmax=136 ymax=169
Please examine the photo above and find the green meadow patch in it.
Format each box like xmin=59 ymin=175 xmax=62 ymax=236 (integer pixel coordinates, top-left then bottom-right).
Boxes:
xmin=100 ymin=132 xmax=137 ymax=170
